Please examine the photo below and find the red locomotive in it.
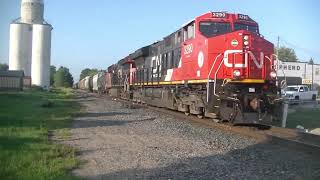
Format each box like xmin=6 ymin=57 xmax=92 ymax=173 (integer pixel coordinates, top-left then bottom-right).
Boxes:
xmin=105 ymin=12 xmax=282 ymax=125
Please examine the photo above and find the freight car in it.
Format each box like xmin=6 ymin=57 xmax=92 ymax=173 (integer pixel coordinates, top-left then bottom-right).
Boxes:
xmin=92 ymin=72 xmax=106 ymax=94
xmin=78 ymin=78 xmax=86 ymax=90
xmin=79 ymin=76 xmax=93 ymax=91
xmin=105 ymin=12 xmax=282 ymax=125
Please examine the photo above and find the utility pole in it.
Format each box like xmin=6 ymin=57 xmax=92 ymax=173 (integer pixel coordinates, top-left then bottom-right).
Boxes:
xmin=276 ymin=36 xmax=280 ymax=58
xmin=311 ymin=57 xmax=314 ymax=90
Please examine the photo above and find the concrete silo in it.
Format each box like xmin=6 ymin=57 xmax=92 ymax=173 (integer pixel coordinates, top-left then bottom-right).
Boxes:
xmin=9 ymin=0 xmax=52 ymax=89
xmin=31 ymin=24 xmax=52 ymax=88
xmin=8 ymin=23 xmax=33 ymax=77
xmin=21 ymin=0 xmax=44 ymax=24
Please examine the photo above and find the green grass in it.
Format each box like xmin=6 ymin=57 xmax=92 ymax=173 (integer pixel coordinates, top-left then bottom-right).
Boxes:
xmin=286 ymin=106 xmax=320 ymax=129
xmin=0 ymin=88 xmax=81 ymax=180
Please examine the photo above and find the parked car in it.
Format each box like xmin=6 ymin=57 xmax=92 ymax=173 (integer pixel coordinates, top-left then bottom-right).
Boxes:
xmin=284 ymin=85 xmax=317 ymax=101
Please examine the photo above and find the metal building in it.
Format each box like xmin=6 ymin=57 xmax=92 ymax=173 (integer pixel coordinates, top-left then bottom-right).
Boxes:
xmin=276 ymin=60 xmax=320 ymax=88
xmin=0 ymin=70 xmax=24 ymax=91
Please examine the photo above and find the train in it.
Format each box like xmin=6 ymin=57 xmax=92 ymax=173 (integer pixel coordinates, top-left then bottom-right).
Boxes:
xmin=77 ymin=12 xmax=283 ymax=125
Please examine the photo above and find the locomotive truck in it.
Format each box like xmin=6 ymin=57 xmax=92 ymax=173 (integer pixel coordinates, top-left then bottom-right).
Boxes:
xmin=104 ymin=12 xmax=282 ymax=125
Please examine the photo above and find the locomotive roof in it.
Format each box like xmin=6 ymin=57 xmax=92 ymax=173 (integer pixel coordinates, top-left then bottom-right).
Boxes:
xmin=113 ymin=11 xmax=258 ymax=68
xmin=130 ymin=45 xmax=151 ymax=60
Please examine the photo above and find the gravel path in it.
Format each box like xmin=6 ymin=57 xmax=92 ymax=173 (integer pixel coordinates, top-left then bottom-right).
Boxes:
xmin=62 ymin=91 xmax=320 ymax=180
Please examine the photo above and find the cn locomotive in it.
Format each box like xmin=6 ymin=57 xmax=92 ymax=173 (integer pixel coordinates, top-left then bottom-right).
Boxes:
xmin=102 ymin=12 xmax=282 ymax=125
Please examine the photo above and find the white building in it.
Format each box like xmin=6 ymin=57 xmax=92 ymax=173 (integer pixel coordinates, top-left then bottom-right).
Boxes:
xmin=9 ymin=0 xmax=52 ymax=89
xmin=276 ymin=60 xmax=320 ymax=89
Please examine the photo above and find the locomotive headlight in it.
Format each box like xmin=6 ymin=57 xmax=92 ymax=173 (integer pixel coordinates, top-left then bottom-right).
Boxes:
xmin=233 ymin=70 xmax=241 ymax=78
xmin=243 ymin=35 xmax=249 ymax=46
xmin=270 ymin=71 xmax=277 ymax=79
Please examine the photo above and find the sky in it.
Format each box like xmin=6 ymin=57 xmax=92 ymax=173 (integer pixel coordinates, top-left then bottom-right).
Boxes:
xmin=1 ymin=0 xmax=320 ymax=81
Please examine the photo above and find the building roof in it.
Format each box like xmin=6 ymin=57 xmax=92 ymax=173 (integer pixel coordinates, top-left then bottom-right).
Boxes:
xmin=0 ymin=70 xmax=24 ymax=77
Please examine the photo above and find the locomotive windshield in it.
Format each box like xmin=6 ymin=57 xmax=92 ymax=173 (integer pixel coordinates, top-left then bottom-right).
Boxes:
xmin=234 ymin=23 xmax=259 ymax=34
xmin=199 ymin=21 xmax=231 ymax=37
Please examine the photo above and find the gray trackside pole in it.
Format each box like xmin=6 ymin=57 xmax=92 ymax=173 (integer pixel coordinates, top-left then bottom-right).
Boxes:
xmin=282 ymin=101 xmax=289 ymax=128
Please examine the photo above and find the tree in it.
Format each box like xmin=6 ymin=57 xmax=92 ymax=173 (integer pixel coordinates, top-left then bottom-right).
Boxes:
xmin=276 ymin=46 xmax=298 ymax=62
xmin=50 ymin=65 xmax=56 ymax=85
xmin=80 ymin=68 xmax=99 ymax=80
xmin=53 ymin=66 xmax=74 ymax=87
xmin=0 ymin=63 xmax=9 ymax=71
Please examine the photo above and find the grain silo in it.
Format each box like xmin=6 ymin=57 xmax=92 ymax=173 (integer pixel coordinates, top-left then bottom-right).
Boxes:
xmin=20 ymin=0 xmax=44 ymax=24
xmin=8 ymin=23 xmax=33 ymax=77
xmin=31 ymin=24 xmax=52 ymax=88
xmin=8 ymin=0 xmax=52 ymax=89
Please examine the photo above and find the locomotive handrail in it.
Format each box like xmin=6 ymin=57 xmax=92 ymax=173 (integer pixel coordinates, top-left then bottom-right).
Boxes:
xmin=213 ymin=55 xmax=225 ymax=98
xmin=273 ymin=54 xmax=288 ymax=93
xmin=207 ymin=53 xmax=222 ymax=102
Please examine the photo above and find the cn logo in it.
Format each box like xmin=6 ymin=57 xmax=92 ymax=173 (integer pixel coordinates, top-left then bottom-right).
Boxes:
xmin=223 ymin=50 xmax=264 ymax=69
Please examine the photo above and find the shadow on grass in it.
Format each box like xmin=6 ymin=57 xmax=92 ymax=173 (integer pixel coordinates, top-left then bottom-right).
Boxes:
xmin=0 ymin=136 xmax=40 ymax=151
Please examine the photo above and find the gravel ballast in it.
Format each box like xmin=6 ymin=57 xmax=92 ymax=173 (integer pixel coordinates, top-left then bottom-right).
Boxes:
xmin=63 ymin=91 xmax=320 ymax=180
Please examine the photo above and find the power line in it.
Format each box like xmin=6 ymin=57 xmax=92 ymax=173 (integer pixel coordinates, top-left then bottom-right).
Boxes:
xmin=279 ymin=37 xmax=320 ymax=57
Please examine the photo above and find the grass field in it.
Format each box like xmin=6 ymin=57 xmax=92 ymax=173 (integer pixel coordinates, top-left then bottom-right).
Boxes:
xmin=286 ymin=105 xmax=320 ymax=130
xmin=0 ymin=88 xmax=80 ymax=179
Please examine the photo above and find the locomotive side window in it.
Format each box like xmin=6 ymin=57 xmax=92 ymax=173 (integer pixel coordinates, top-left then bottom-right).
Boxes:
xmin=199 ymin=21 xmax=231 ymax=37
xmin=234 ymin=23 xmax=259 ymax=34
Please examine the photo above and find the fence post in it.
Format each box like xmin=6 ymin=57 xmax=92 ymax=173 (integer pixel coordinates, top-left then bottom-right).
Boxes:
xmin=282 ymin=101 xmax=289 ymax=128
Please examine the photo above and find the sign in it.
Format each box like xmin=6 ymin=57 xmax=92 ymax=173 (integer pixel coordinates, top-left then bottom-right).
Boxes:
xmin=277 ymin=64 xmax=301 ymax=71
xmin=302 ymin=79 xmax=312 ymax=85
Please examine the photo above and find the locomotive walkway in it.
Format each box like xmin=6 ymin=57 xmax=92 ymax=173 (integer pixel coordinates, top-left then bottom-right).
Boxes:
xmin=59 ymin=90 xmax=320 ymax=180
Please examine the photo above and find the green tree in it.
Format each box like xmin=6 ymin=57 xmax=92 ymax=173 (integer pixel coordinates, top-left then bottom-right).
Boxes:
xmin=50 ymin=65 xmax=56 ymax=85
xmin=276 ymin=46 xmax=298 ymax=62
xmin=53 ymin=66 xmax=74 ymax=87
xmin=0 ymin=63 xmax=9 ymax=71
xmin=80 ymin=68 xmax=99 ymax=80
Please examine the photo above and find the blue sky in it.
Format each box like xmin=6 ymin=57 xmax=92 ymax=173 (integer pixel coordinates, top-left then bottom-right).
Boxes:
xmin=1 ymin=0 xmax=320 ymax=81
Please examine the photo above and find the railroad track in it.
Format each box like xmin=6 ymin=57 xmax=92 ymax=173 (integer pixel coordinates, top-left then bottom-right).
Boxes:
xmin=86 ymin=91 xmax=320 ymax=155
